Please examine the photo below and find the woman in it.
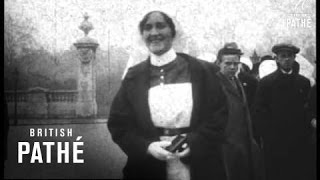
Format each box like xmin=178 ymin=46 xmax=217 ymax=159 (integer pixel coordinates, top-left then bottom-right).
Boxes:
xmin=108 ymin=11 xmax=228 ymax=180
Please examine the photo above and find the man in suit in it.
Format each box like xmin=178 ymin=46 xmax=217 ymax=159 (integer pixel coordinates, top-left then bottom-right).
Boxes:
xmin=252 ymin=43 xmax=311 ymax=180
xmin=215 ymin=42 xmax=264 ymax=180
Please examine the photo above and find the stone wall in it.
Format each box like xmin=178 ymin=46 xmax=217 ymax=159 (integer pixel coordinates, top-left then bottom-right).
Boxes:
xmin=5 ymin=87 xmax=79 ymax=119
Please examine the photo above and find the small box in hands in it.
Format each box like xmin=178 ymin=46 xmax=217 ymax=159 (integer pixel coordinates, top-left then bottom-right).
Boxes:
xmin=165 ymin=135 xmax=188 ymax=153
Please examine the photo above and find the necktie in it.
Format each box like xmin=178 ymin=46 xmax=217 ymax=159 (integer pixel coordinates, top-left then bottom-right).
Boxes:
xmin=229 ymin=76 xmax=238 ymax=90
xmin=230 ymin=76 xmax=243 ymax=99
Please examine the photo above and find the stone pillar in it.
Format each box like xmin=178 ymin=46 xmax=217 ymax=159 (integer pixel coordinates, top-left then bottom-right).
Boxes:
xmin=74 ymin=13 xmax=99 ymax=118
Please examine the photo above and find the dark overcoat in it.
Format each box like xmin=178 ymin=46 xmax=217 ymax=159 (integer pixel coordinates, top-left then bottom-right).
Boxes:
xmin=217 ymin=72 xmax=265 ymax=180
xmin=108 ymin=53 xmax=228 ymax=180
xmin=252 ymin=68 xmax=311 ymax=180
xmin=306 ymin=84 xmax=317 ymax=180
xmin=237 ymin=72 xmax=258 ymax=109
xmin=237 ymin=71 xmax=260 ymax=144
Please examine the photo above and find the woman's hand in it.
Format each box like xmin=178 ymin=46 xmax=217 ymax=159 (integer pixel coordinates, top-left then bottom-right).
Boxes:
xmin=147 ymin=141 xmax=175 ymax=161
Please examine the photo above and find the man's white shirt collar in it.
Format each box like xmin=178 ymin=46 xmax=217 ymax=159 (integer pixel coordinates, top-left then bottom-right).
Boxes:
xmin=150 ymin=48 xmax=177 ymax=67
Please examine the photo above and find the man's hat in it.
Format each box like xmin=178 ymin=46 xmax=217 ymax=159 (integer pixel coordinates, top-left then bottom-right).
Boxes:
xmin=272 ymin=43 xmax=300 ymax=54
xmin=217 ymin=42 xmax=243 ymax=62
xmin=219 ymin=42 xmax=243 ymax=55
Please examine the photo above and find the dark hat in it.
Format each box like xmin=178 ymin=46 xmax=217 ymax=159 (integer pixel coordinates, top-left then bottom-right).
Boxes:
xmin=260 ymin=55 xmax=274 ymax=62
xmin=218 ymin=42 xmax=243 ymax=55
xmin=217 ymin=42 xmax=243 ymax=62
xmin=272 ymin=43 xmax=300 ymax=54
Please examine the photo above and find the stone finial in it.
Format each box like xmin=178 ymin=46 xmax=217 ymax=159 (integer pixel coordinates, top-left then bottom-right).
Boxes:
xmin=79 ymin=12 xmax=93 ymax=36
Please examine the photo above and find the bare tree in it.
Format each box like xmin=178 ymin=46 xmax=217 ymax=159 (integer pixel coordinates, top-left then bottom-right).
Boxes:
xmin=4 ymin=13 xmax=38 ymax=67
xmin=4 ymin=11 xmax=39 ymax=124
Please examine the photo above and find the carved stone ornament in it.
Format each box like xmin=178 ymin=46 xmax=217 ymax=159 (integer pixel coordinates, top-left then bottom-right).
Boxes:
xmin=74 ymin=12 xmax=99 ymax=50
xmin=78 ymin=48 xmax=93 ymax=64
xmin=79 ymin=12 xmax=93 ymax=36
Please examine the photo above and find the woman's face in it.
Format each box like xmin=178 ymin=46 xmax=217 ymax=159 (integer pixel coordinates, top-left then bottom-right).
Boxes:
xmin=141 ymin=12 xmax=174 ymax=56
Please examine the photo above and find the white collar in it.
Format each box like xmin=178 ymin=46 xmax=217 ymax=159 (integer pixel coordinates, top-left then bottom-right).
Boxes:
xmin=150 ymin=48 xmax=177 ymax=67
xmin=280 ymin=69 xmax=293 ymax=75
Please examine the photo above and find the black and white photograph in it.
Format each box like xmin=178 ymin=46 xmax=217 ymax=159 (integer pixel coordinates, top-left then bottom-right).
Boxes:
xmin=4 ymin=0 xmax=316 ymax=179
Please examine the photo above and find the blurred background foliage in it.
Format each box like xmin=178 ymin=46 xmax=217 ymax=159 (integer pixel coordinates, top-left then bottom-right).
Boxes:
xmin=4 ymin=0 xmax=316 ymax=117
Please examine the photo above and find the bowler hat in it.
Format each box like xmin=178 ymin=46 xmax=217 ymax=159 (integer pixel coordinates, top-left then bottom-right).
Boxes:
xmin=218 ymin=42 xmax=243 ymax=56
xmin=272 ymin=43 xmax=300 ymax=54
xmin=217 ymin=42 xmax=243 ymax=62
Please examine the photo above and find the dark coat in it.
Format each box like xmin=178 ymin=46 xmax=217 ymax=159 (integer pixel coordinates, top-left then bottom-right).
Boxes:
xmin=238 ymin=72 xmax=260 ymax=144
xmin=306 ymin=84 xmax=317 ymax=145
xmin=217 ymin=72 xmax=265 ymax=180
xmin=306 ymin=84 xmax=317 ymax=180
xmin=307 ymin=84 xmax=317 ymax=124
xmin=108 ymin=53 xmax=228 ymax=180
xmin=238 ymin=71 xmax=259 ymax=109
xmin=252 ymin=68 xmax=311 ymax=180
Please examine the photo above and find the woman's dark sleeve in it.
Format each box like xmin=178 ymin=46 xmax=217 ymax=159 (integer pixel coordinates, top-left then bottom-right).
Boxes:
xmin=185 ymin=68 xmax=228 ymax=179
xmin=187 ymin=66 xmax=229 ymax=149
xmin=107 ymin=80 xmax=152 ymax=161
